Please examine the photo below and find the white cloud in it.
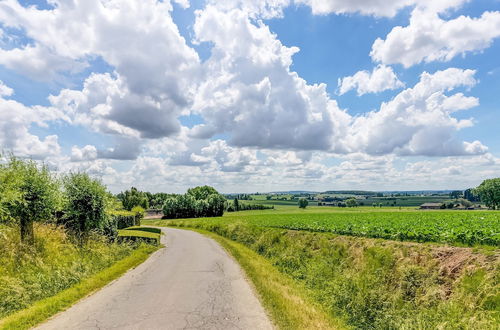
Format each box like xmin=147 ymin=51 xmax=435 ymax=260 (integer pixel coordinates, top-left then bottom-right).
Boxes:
xmin=0 ymin=0 xmax=200 ymax=141
xmin=295 ymin=0 xmax=467 ymax=18
xmin=338 ymin=65 xmax=404 ymax=96
xmin=191 ymin=5 xmax=350 ymax=151
xmin=342 ymin=68 xmax=486 ymax=156
xmin=0 ymin=80 xmax=13 ymax=96
xmin=0 ymin=83 xmax=67 ymax=159
xmin=371 ymin=9 xmax=500 ymax=67
xmin=71 ymin=145 xmax=98 ymax=162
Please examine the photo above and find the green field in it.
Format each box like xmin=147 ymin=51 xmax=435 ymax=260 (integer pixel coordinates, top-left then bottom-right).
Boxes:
xmin=146 ymin=206 xmax=500 ymax=329
xmin=149 ymin=206 xmax=500 ymax=247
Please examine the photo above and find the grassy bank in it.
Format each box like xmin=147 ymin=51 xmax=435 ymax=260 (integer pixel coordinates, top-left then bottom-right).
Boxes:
xmin=193 ymin=228 xmax=348 ymax=329
xmin=0 ymin=223 xmax=158 ymax=329
xmin=150 ymin=217 xmax=499 ymax=329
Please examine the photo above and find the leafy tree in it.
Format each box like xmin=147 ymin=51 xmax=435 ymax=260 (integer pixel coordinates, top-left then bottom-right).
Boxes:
xmin=346 ymin=198 xmax=358 ymax=207
xmin=118 ymin=187 xmax=149 ymax=211
xmin=206 ymin=193 xmax=226 ymax=217
xmin=464 ymin=188 xmax=480 ymax=202
xmin=233 ymin=198 xmax=240 ymax=211
xmin=63 ymin=173 xmax=108 ymax=239
xmin=298 ymin=198 xmax=308 ymax=209
xmin=450 ymin=190 xmax=463 ymax=199
xmin=474 ymin=178 xmax=500 ymax=209
xmin=187 ymin=185 xmax=219 ymax=200
xmin=4 ymin=157 xmax=60 ymax=244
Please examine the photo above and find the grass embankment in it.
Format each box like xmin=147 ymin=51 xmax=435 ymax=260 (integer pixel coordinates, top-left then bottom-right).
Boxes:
xmin=0 ymin=223 xmax=158 ymax=330
xmin=193 ymin=228 xmax=348 ymax=329
xmin=147 ymin=209 xmax=499 ymax=329
xmin=118 ymin=226 xmax=162 ymax=245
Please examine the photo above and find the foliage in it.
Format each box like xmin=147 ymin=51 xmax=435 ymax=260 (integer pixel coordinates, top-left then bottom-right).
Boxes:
xmin=161 ymin=220 xmax=499 ymax=329
xmin=0 ymin=223 xmax=139 ymax=319
xmin=109 ymin=210 xmax=138 ymax=230
xmin=131 ymin=206 xmax=145 ymax=226
xmin=2 ymin=157 xmax=60 ymax=243
xmin=62 ymin=173 xmax=108 ymax=239
xmin=187 ymin=185 xmax=219 ymax=200
xmin=162 ymin=186 xmax=226 ymax=219
xmin=117 ymin=187 xmax=149 ymax=211
xmin=345 ymin=198 xmax=358 ymax=207
xmin=475 ymin=178 xmax=500 ymax=209
xmin=298 ymin=198 xmax=308 ymax=209
xmin=226 ymin=202 xmax=274 ymax=212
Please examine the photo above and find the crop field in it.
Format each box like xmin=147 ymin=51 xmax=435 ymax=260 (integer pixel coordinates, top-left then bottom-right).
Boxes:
xmin=150 ymin=207 xmax=500 ymax=246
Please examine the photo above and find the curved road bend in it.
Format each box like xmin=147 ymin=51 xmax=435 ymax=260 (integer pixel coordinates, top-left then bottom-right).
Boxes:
xmin=36 ymin=227 xmax=272 ymax=330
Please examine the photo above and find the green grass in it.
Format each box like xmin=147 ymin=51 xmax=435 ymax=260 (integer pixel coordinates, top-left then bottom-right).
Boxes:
xmin=157 ymin=220 xmax=499 ymax=329
xmin=117 ymin=227 xmax=161 ymax=245
xmin=0 ymin=244 xmax=157 ymax=330
xmin=121 ymin=226 xmax=161 ymax=234
xmin=191 ymin=228 xmax=349 ymax=329
xmin=149 ymin=207 xmax=500 ymax=246
xmin=0 ymin=223 xmax=158 ymax=328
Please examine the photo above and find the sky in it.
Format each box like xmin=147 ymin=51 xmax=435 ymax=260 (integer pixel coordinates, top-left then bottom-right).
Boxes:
xmin=0 ymin=0 xmax=500 ymax=193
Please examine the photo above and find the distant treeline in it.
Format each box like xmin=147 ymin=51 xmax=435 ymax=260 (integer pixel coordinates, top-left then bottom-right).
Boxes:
xmin=226 ymin=199 xmax=274 ymax=212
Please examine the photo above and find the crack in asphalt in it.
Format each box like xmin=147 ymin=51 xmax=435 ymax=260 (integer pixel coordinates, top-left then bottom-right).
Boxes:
xmin=35 ymin=228 xmax=272 ymax=330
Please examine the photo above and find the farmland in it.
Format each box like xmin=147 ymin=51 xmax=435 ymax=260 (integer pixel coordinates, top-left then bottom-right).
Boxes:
xmin=149 ymin=207 xmax=500 ymax=247
xmin=146 ymin=206 xmax=500 ymax=329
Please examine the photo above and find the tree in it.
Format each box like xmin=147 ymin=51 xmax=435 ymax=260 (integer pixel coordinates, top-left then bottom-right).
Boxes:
xmin=450 ymin=190 xmax=463 ymax=199
xmin=474 ymin=178 xmax=500 ymax=209
xmin=298 ymin=198 xmax=308 ymax=209
xmin=187 ymin=185 xmax=219 ymax=200
xmin=206 ymin=193 xmax=226 ymax=217
xmin=63 ymin=173 xmax=108 ymax=239
xmin=119 ymin=187 xmax=149 ymax=211
xmin=233 ymin=198 xmax=240 ymax=211
xmin=346 ymin=198 xmax=358 ymax=207
xmin=5 ymin=157 xmax=60 ymax=244
xmin=464 ymin=188 xmax=480 ymax=202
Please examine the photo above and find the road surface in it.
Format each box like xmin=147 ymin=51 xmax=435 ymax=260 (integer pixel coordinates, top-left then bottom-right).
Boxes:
xmin=36 ymin=227 xmax=272 ymax=330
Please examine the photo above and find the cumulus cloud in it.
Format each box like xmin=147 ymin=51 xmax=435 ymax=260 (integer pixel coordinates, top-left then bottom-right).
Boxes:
xmin=191 ymin=5 xmax=350 ymax=151
xmin=338 ymin=65 xmax=404 ymax=96
xmin=343 ymin=68 xmax=486 ymax=156
xmin=371 ymin=9 xmax=500 ymax=67
xmin=0 ymin=0 xmax=200 ymax=141
xmin=0 ymin=80 xmax=14 ymax=96
xmin=295 ymin=0 xmax=467 ymax=18
xmin=0 ymin=82 xmax=67 ymax=159
xmin=71 ymin=145 xmax=98 ymax=162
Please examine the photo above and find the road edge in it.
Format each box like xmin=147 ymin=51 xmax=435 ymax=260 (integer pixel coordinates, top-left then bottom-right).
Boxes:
xmin=184 ymin=227 xmax=349 ymax=330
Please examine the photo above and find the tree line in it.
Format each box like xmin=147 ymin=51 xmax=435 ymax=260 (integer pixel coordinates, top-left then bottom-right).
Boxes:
xmin=0 ymin=156 xmax=142 ymax=244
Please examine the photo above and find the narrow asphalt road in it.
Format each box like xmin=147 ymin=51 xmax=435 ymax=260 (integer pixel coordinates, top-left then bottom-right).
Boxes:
xmin=36 ymin=228 xmax=273 ymax=330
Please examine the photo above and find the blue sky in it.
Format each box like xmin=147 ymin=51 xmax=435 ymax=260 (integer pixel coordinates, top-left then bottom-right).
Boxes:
xmin=0 ymin=0 xmax=499 ymax=193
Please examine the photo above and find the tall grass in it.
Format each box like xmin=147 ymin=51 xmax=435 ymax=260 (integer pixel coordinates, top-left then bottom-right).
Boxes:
xmin=0 ymin=223 xmax=137 ymax=318
xmin=163 ymin=220 xmax=499 ymax=329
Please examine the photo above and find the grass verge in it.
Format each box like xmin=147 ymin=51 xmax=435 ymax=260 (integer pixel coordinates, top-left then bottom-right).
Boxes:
xmin=188 ymin=228 xmax=349 ymax=330
xmin=0 ymin=244 xmax=158 ymax=330
xmin=118 ymin=227 xmax=161 ymax=245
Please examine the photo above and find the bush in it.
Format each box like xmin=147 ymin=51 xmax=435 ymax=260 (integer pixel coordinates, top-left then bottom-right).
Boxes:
xmin=62 ymin=173 xmax=108 ymax=240
xmin=298 ymin=198 xmax=308 ymax=209
xmin=131 ymin=206 xmax=145 ymax=226
xmin=110 ymin=211 xmax=137 ymax=230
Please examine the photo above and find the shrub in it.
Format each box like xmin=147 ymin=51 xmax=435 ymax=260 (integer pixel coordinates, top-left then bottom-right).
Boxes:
xmin=62 ymin=173 xmax=108 ymax=239
xmin=110 ymin=211 xmax=137 ymax=230
xmin=131 ymin=206 xmax=145 ymax=226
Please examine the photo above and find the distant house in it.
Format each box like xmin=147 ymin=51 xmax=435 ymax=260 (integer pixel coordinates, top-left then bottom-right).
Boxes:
xmin=419 ymin=203 xmax=442 ymax=209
